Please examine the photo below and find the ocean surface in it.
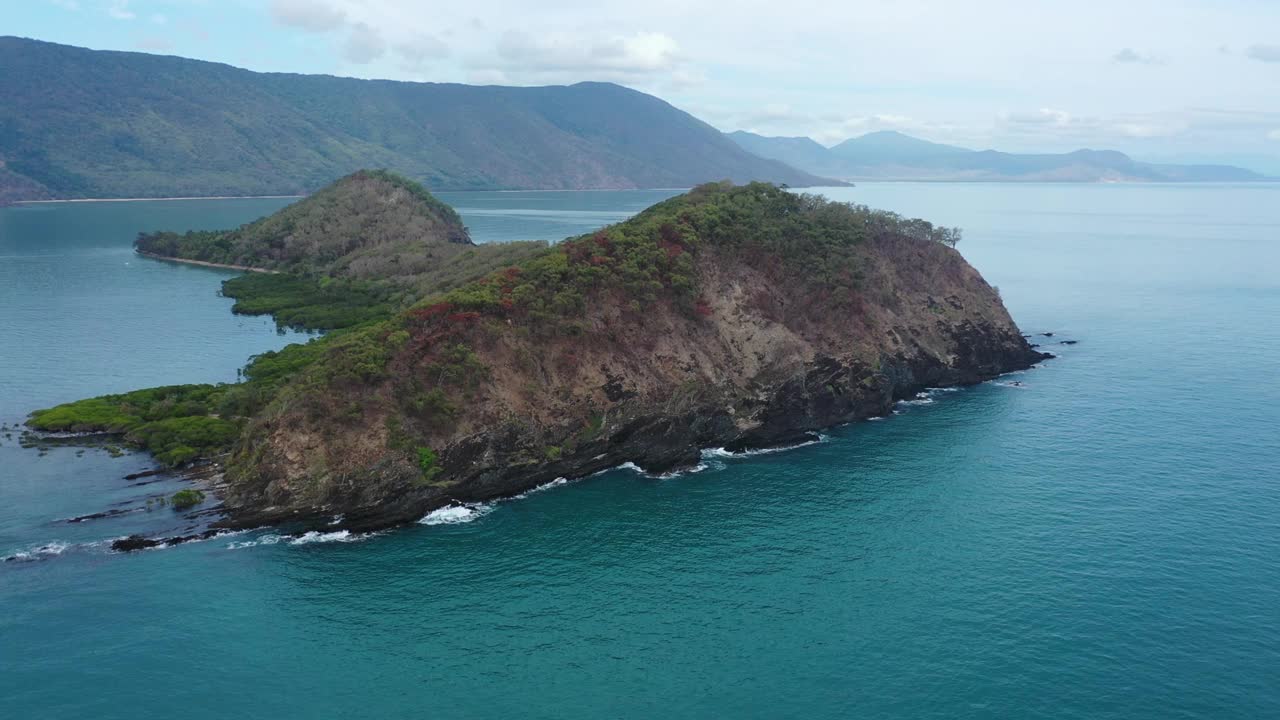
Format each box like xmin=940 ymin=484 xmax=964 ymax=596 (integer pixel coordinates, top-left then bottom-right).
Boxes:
xmin=2 ymin=184 xmax=1277 ymax=719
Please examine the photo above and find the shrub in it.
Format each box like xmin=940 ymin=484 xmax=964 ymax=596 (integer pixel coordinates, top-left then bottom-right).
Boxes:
xmin=171 ymin=489 xmax=206 ymax=510
xmin=416 ymin=447 xmax=443 ymax=483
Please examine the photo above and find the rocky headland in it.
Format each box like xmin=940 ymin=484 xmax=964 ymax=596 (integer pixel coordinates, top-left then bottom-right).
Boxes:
xmin=27 ymin=172 xmax=1050 ymax=540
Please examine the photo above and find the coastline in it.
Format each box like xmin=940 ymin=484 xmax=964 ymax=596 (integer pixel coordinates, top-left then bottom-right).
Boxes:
xmin=16 ymin=194 xmax=305 ymax=205
xmin=135 ymin=250 xmax=277 ymax=274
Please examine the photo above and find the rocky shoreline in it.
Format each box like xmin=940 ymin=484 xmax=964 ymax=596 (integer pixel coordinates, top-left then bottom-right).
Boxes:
xmin=213 ymin=327 xmax=1052 ymax=537
xmin=28 ymin=181 xmax=1057 ymax=551
xmin=75 ymin=323 xmax=1054 ymax=552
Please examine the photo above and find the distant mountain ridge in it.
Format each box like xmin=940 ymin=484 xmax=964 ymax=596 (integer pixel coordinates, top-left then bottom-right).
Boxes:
xmin=0 ymin=37 xmax=836 ymax=202
xmin=729 ymin=129 xmax=1270 ymax=182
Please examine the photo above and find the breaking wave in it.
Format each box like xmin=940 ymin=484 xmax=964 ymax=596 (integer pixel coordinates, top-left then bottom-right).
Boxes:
xmin=512 ymin=477 xmax=569 ymax=500
xmin=702 ymin=434 xmax=828 ymax=460
xmin=897 ymin=391 xmax=936 ymax=407
xmin=3 ymin=541 xmax=70 ymax=563
xmin=226 ymin=529 xmax=374 ymax=549
xmin=418 ymin=503 xmax=494 ymax=526
xmin=618 ymin=461 xmax=714 ymax=479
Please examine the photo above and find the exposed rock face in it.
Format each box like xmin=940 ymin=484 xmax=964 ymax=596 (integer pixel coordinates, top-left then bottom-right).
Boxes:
xmin=218 ymin=188 xmax=1048 ymax=532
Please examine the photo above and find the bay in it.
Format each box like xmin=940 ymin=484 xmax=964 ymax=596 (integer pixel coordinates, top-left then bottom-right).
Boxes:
xmin=1 ymin=184 xmax=1277 ymax=719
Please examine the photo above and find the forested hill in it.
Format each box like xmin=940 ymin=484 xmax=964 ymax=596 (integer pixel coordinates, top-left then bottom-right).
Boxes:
xmin=34 ymin=181 xmax=1044 ymax=532
xmin=0 ymin=37 xmax=836 ymax=201
xmin=136 ymin=170 xmax=549 ymax=330
xmin=136 ymin=170 xmax=474 ymax=277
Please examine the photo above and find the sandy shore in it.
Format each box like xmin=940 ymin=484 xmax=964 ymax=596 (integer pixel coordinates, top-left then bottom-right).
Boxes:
xmin=135 ymin=250 xmax=277 ymax=274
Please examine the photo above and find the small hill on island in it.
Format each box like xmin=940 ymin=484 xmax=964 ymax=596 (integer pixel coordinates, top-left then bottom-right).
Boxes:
xmin=29 ymin=180 xmax=1048 ymax=533
xmin=137 ymin=170 xmax=548 ymax=329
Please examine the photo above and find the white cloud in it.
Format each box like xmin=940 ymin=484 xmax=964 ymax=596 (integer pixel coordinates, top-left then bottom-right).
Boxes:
xmin=344 ymin=22 xmax=386 ymax=64
xmin=135 ymin=36 xmax=175 ymax=53
xmin=489 ymin=30 xmax=684 ymax=82
xmin=396 ymin=35 xmax=450 ymax=72
xmin=211 ymin=0 xmax=1280 ymax=159
xmin=1113 ymin=48 xmax=1161 ymax=65
xmin=1001 ymin=108 xmax=1074 ymax=127
xmin=107 ymin=0 xmax=134 ymax=20
xmin=271 ymin=0 xmax=346 ymax=33
xmin=1268 ymin=129 xmax=1280 ymax=141
xmin=1245 ymin=44 xmax=1280 ymax=63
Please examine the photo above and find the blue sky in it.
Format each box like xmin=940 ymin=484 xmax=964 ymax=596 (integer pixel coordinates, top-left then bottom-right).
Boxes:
xmin=10 ymin=0 xmax=1280 ymax=171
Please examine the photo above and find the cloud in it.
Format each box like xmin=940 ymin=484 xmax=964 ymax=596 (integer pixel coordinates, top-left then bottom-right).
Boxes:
xmin=1112 ymin=48 xmax=1160 ymax=65
xmin=745 ymin=104 xmax=807 ymax=126
xmin=270 ymin=0 xmax=346 ymax=33
xmin=344 ymin=22 xmax=386 ymax=64
xmin=490 ymin=30 xmax=684 ymax=81
xmin=1269 ymin=129 xmax=1280 ymax=141
xmin=135 ymin=36 xmax=175 ymax=53
xmin=1244 ymin=44 xmax=1280 ymax=62
xmin=1001 ymin=108 xmax=1074 ymax=127
xmin=1246 ymin=44 xmax=1280 ymax=63
xmin=47 ymin=0 xmax=79 ymax=10
xmin=396 ymin=35 xmax=450 ymax=72
xmin=107 ymin=0 xmax=134 ymax=20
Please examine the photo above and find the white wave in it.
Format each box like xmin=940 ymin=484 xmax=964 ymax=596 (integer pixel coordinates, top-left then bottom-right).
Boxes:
xmin=897 ymin=392 xmax=936 ymax=407
xmin=4 ymin=541 xmax=70 ymax=562
xmin=927 ymin=386 xmax=960 ymax=393
xmin=616 ymin=460 xmax=714 ymax=479
xmin=147 ymin=529 xmax=250 ymax=550
xmin=289 ymin=530 xmax=356 ymax=545
xmin=226 ymin=534 xmax=284 ymax=550
xmin=418 ymin=503 xmax=493 ymax=526
xmin=512 ymin=477 xmax=568 ymax=500
xmin=226 ymin=528 xmax=375 ymax=549
xmin=652 ymin=462 xmax=710 ymax=479
xmin=702 ymin=434 xmax=827 ymax=460
xmin=867 ymin=416 xmax=886 ymax=422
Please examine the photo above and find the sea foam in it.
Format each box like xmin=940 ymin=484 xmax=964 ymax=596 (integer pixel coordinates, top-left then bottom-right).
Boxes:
xmin=418 ymin=503 xmax=493 ymax=526
xmin=3 ymin=541 xmax=70 ymax=563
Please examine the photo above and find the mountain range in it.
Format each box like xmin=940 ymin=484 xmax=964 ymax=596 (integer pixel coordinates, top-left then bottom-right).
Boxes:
xmin=728 ymin=130 xmax=1271 ymax=183
xmin=0 ymin=37 xmax=834 ymax=202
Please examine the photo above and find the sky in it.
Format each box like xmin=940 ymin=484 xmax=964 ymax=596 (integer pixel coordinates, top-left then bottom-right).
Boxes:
xmin=10 ymin=0 xmax=1280 ymax=172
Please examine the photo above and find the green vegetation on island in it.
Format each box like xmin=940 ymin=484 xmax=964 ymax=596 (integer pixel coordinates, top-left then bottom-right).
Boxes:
xmin=28 ymin=177 xmax=977 ymax=487
xmin=170 ymin=489 xmax=206 ymax=510
xmin=136 ymin=170 xmax=548 ymax=331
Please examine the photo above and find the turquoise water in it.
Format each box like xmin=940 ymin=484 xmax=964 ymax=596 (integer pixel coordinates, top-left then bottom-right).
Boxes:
xmin=2 ymin=185 xmax=1278 ymax=718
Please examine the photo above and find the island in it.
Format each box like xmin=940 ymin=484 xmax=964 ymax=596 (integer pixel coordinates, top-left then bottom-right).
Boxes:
xmin=27 ymin=171 xmax=1050 ymax=538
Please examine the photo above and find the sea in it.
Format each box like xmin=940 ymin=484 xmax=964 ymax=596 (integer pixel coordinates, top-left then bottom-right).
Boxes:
xmin=1 ymin=184 xmax=1277 ymax=719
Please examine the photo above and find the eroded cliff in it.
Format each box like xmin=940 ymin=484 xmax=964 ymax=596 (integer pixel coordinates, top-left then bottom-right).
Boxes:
xmin=218 ymin=182 xmax=1046 ymax=530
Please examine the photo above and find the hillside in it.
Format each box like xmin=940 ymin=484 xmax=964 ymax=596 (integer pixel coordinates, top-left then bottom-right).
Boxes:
xmin=137 ymin=170 xmax=548 ymax=329
xmin=829 ymin=131 xmax=972 ymax=164
xmin=730 ymin=130 xmax=1269 ymax=182
xmin=29 ymin=181 xmax=1047 ymax=534
xmin=0 ymin=37 xmax=835 ymax=201
xmin=726 ymin=132 xmax=851 ymax=178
